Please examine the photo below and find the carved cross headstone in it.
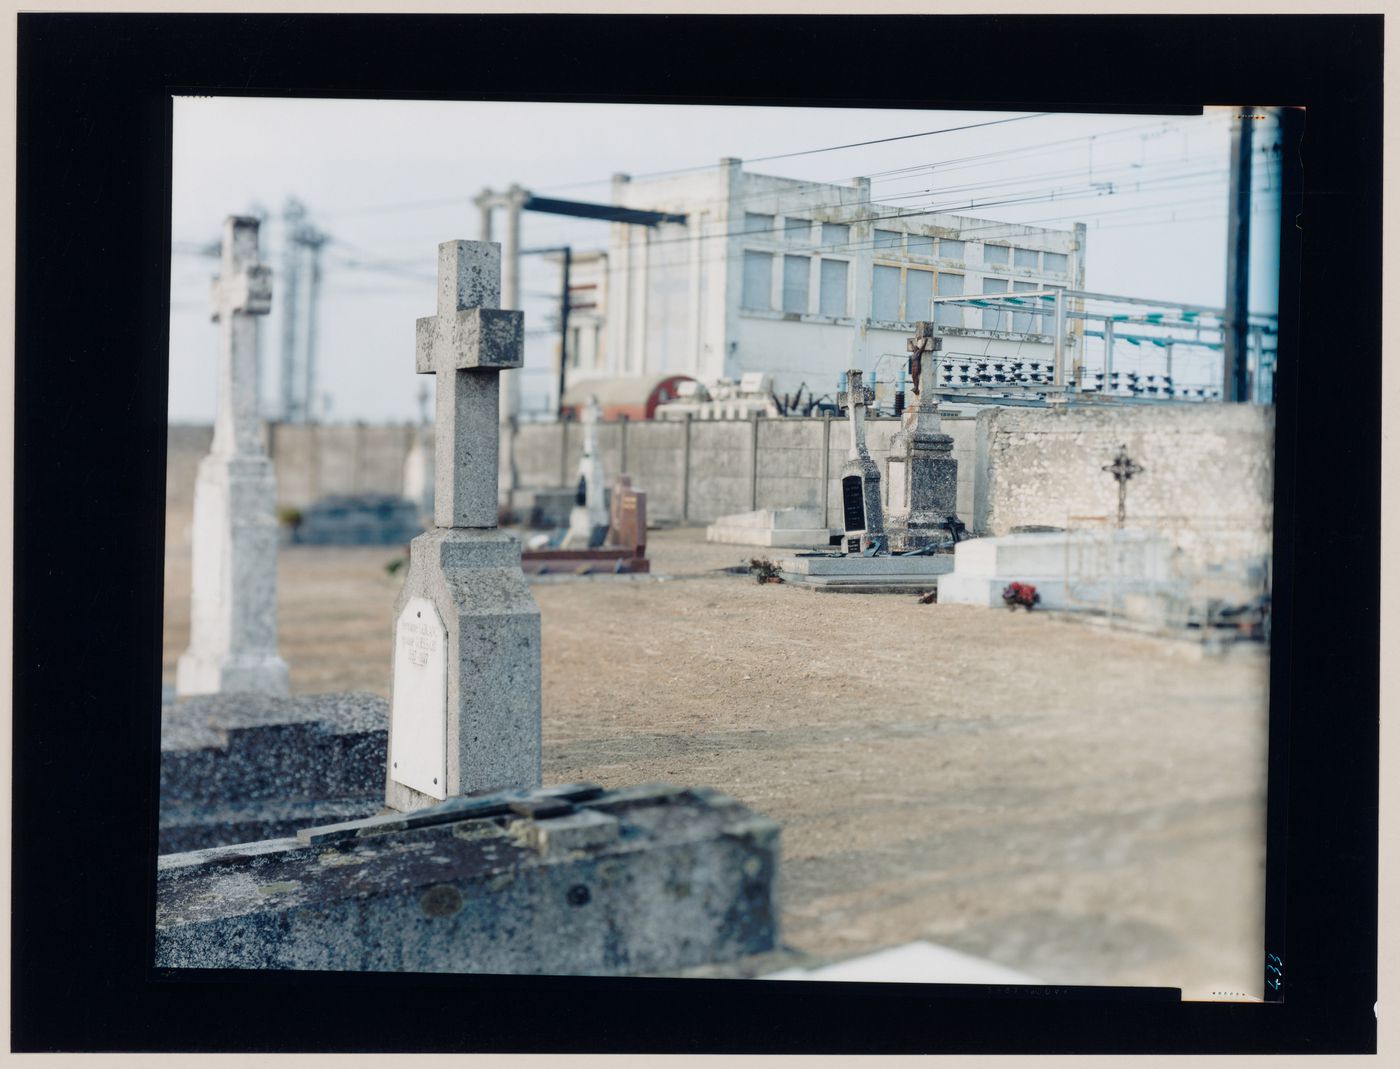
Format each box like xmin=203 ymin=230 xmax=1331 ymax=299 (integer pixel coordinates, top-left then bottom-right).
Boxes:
xmin=387 ymin=240 xmax=539 ymax=812
xmin=176 ymin=216 xmax=288 ymax=697
xmin=564 ymin=395 xmax=609 ymax=548
xmin=1102 ymin=444 xmax=1144 ymax=528
xmin=837 ymin=369 xmax=884 ymax=555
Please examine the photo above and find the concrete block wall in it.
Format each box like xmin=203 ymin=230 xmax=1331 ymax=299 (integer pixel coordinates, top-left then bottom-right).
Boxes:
xmin=165 ymin=406 xmax=1271 ymax=566
xmin=973 ymin=403 xmax=1274 ymax=566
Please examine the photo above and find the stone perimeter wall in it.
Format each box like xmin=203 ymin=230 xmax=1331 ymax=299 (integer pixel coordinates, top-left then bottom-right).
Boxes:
xmin=167 ymin=405 xmax=1275 ymax=564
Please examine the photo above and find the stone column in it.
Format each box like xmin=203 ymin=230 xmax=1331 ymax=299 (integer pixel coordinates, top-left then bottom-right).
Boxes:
xmin=387 ymin=239 xmax=540 ymax=813
xmin=176 ymin=216 xmax=289 ymax=697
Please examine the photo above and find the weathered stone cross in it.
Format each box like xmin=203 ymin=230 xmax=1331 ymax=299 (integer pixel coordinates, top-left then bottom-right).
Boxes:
xmin=209 ymin=216 xmax=272 ymax=458
xmin=1102 ymin=444 xmax=1144 ymax=528
xmin=415 ymin=241 xmax=524 ymax=529
xmin=176 ymin=215 xmax=287 ymax=697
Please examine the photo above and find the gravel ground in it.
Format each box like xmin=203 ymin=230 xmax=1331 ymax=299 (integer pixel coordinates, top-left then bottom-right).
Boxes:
xmin=162 ymin=524 xmax=1270 ymax=997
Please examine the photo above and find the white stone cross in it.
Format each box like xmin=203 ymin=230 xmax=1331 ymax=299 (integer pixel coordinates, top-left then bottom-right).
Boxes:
xmin=414 ymin=241 xmax=524 ymax=529
xmin=208 ymin=216 xmax=272 ymax=458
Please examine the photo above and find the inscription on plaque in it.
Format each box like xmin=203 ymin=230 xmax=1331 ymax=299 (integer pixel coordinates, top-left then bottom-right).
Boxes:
xmin=887 ymin=458 xmax=907 ymax=513
xmin=390 ymin=596 xmax=448 ymax=799
xmin=842 ymin=475 xmax=866 ymax=532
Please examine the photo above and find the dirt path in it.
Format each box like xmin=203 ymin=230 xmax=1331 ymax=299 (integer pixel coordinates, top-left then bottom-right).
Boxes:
xmin=162 ymin=526 xmax=1269 ymax=996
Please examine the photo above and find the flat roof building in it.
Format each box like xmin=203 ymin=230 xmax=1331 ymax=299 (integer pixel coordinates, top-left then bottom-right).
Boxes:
xmin=563 ymin=159 xmax=1087 ymax=404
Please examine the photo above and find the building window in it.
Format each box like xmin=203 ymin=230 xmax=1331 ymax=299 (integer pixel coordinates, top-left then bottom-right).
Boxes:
xmin=1013 ymin=280 xmax=1041 ymax=332
xmin=784 ymin=217 xmax=812 ymax=242
xmin=1043 ymin=251 xmax=1069 ymax=274
xmin=782 ymin=255 xmax=809 ymax=314
xmin=939 ymin=239 xmax=966 ymax=261
xmin=982 ymin=276 xmax=1008 ymax=330
xmin=819 ymin=259 xmax=849 ymax=316
xmin=1014 ymin=247 xmax=1040 ymax=270
xmin=742 ymin=251 xmax=773 ymax=310
xmin=935 ymin=272 xmax=964 ymax=327
xmin=745 ymin=212 xmax=774 ymax=235
xmin=823 ymin=222 xmax=850 ymax=248
xmin=983 ymin=244 xmax=1009 ymax=266
xmin=872 ymin=265 xmax=901 ymax=321
xmin=905 ymin=268 xmax=933 ymax=322
xmin=907 ymin=233 xmax=934 ymax=257
xmin=874 ymin=229 xmax=903 ymax=251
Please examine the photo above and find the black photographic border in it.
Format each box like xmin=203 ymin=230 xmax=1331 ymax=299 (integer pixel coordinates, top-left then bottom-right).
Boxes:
xmin=12 ymin=11 xmax=1380 ymax=1054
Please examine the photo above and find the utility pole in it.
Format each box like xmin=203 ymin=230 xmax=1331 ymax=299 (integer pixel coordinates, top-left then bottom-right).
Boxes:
xmin=1223 ymin=107 xmax=1255 ymax=402
xmin=558 ymin=245 xmax=571 ymax=419
xmin=279 ymin=198 xmax=305 ymax=422
xmin=301 ymin=226 xmax=329 ymax=423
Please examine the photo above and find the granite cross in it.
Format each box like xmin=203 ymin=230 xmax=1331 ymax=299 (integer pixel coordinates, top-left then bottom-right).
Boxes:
xmin=208 ymin=216 xmax=273 ymax=458
xmin=1102 ymin=444 xmax=1144 ymax=528
xmin=415 ymin=241 xmax=524 ymax=529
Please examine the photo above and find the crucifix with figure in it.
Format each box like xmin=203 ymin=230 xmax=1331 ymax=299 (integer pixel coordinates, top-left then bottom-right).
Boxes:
xmin=885 ymin=322 xmax=962 ymax=552
xmin=386 ymin=239 xmax=541 ymax=814
xmin=1102 ymin=444 xmax=1144 ymax=528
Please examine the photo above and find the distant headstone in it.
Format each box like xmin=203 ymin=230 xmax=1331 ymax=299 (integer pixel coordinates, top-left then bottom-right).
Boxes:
xmin=176 ymin=216 xmax=289 ymax=697
xmin=837 ymin=369 xmax=884 ymax=555
xmin=563 ymin=396 xmax=609 ymax=548
xmin=886 ymin=323 xmax=960 ymax=552
xmin=387 ymin=239 xmax=539 ymax=812
xmin=293 ymin=493 xmax=423 ymax=546
xmin=607 ymin=481 xmax=647 ymax=558
xmin=401 ymin=381 xmax=435 ymax=520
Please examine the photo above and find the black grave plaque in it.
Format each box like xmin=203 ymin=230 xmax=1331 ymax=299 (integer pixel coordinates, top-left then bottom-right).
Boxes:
xmin=842 ymin=475 xmax=866 ymax=532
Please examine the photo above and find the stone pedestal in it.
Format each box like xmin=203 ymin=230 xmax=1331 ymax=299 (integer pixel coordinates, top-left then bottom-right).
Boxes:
xmin=884 ymin=422 xmax=959 ymax=553
xmin=706 ymin=508 xmax=834 ymax=548
xmin=176 ymin=453 xmax=289 ymax=696
xmin=386 ymin=527 xmax=541 ymax=812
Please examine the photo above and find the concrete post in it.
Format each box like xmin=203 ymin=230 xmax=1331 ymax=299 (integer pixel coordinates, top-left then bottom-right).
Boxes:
xmin=820 ymin=413 xmax=832 ymax=527
xmin=681 ymin=413 xmax=693 ymax=522
xmin=749 ymin=414 xmax=761 ymax=510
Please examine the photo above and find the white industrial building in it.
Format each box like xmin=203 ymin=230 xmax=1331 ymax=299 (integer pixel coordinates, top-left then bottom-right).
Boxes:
xmin=562 ymin=158 xmax=1087 ymax=404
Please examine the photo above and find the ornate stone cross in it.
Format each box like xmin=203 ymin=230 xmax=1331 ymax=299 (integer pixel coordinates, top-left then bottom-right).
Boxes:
xmin=415 ymin=240 xmax=524 ymax=529
xmin=1102 ymin=444 xmax=1144 ymax=528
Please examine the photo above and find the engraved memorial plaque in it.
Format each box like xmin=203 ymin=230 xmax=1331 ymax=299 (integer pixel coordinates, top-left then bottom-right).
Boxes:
xmin=842 ymin=475 xmax=866 ymax=532
xmin=887 ymin=458 xmax=907 ymax=513
xmin=390 ymin=596 xmax=448 ymax=799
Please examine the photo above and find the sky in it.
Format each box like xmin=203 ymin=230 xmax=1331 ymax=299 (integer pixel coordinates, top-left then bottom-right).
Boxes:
xmin=168 ymin=98 xmax=1284 ymax=424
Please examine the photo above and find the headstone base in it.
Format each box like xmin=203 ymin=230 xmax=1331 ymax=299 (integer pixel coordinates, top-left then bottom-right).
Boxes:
xmin=387 ymin=527 xmax=542 ymax=813
xmin=156 ymin=782 xmax=780 ymax=976
xmin=775 ymin=552 xmax=953 ymax=593
xmin=706 ymin=508 xmax=835 ymax=548
xmin=175 ymin=650 xmax=290 ymax=697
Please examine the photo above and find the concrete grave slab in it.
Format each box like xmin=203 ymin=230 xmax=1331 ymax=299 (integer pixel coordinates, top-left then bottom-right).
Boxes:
xmin=160 ymin=692 xmax=387 ymax=853
xmin=155 ymin=783 xmax=779 ymax=976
